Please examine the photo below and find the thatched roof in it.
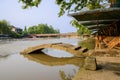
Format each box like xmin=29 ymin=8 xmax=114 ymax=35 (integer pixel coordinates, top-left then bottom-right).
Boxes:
xmin=69 ymin=8 xmax=120 ymax=32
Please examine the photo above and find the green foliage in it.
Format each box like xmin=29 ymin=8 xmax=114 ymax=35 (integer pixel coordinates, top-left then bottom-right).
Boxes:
xmin=10 ymin=31 xmax=22 ymax=38
xmin=19 ymin=0 xmax=41 ymax=9
xmin=0 ymin=20 xmax=11 ymax=34
xmin=19 ymin=0 xmax=108 ymax=17
xmin=56 ymin=0 xmax=107 ymax=16
xmin=28 ymin=24 xmax=60 ymax=34
xmin=22 ymin=26 xmax=28 ymax=36
xmin=70 ymin=20 xmax=91 ymax=35
xmin=78 ymin=38 xmax=95 ymax=49
xmin=87 ymin=0 xmax=105 ymax=9
xmin=0 ymin=20 xmax=23 ymax=38
xmin=56 ymin=0 xmax=88 ymax=17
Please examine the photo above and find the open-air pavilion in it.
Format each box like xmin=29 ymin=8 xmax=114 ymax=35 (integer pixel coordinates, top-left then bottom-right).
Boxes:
xmin=69 ymin=8 xmax=120 ymax=49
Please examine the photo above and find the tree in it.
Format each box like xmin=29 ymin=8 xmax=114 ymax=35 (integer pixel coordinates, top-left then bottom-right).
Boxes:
xmin=0 ymin=20 xmax=23 ymax=38
xmin=19 ymin=0 xmax=113 ymax=17
xmin=28 ymin=24 xmax=59 ymax=34
xmin=0 ymin=20 xmax=11 ymax=34
xmin=22 ymin=26 xmax=28 ymax=36
xmin=19 ymin=0 xmax=41 ymax=9
xmin=70 ymin=20 xmax=91 ymax=35
xmin=28 ymin=26 xmax=36 ymax=34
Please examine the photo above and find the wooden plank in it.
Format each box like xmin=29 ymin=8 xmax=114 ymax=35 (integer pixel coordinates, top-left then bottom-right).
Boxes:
xmin=107 ymin=37 xmax=120 ymax=49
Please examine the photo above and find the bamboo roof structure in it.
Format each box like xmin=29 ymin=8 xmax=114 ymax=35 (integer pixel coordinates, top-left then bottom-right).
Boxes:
xmin=69 ymin=8 xmax=120 ymax=34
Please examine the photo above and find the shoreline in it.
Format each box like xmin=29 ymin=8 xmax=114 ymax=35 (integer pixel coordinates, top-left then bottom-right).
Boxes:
xmin=73 ymin=49 xmax=120 ymax=80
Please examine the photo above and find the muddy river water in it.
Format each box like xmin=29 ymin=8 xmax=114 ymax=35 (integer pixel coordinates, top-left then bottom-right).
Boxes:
xmin=0 ymin=38 xmax=84 ymax=80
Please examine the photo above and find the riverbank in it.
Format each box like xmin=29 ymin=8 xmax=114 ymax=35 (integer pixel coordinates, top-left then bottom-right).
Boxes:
xmin=73 ymin=49 xmax=120 ymax=80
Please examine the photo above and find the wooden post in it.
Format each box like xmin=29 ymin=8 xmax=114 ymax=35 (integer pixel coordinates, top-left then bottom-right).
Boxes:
xmin=95 ymin=36 xmax=102 ymax=49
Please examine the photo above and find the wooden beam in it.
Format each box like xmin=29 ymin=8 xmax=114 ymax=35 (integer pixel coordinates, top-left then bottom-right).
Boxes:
xmin=69 ymin=8 xmax=120 ymax=21
xmin=79 ymin=19 xmax=119 ymax=26
xmin=87 ymin=24 xmax=108 ymax=30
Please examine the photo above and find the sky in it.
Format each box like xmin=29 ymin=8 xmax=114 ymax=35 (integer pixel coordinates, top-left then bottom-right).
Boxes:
xmin=0 ymin=0 xmax=77 ymax=33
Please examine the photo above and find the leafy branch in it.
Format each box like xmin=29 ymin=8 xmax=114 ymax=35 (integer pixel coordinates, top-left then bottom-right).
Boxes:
xmin=70 ymin=20 xmax=91 ymax=35
xmin=19 ymin=0 xmax=108 ymax=16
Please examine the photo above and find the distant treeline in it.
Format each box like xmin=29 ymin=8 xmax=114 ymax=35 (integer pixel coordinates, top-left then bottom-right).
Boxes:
xmin=0 ymin=20 xmax=11 ymax=34
xmin=0 ymin=20 xmax=60 ymax=38
xmin=0 ymin=20 xmax=21 ymax=38
xmin=25 ymin=24 xmax=60 ymax=34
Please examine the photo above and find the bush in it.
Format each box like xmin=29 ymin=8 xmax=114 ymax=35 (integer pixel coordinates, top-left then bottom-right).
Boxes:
xmin=78 ymin=38 xmax=95 ymax=50
xmin=10 ymin=31 xmax=22 ymax=38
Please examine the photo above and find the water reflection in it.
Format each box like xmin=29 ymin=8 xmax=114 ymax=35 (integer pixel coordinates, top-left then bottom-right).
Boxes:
xmin=43 ymin=48 xmax=74 ymax=58
xmin=22 ymin=52 xmax=84 ymax=67
xmin=59 ymin=70 xmax=75 ymax=80
xmin=0 ymin=55 xmax=9 ymax=61
xmin=0 ymin=53 xmax=79 ymax=80
xmin=21 ymin=52 xmax=85 ymax=80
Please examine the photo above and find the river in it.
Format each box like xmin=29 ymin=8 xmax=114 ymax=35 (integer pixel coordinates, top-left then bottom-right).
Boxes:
xmin=0 ymin=38 xmax=83 ymax=80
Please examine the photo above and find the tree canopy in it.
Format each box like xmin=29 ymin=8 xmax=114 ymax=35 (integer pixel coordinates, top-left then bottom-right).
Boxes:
xmin=19 ymin=0 xmax=41 ymax=9
xmin=19 ymin=0 xmax=112 ymax=17
xmin=70 ymin=20 xmax=91 ymax=35
xmin=27 ymin=24 xmax=60 ymax=34
xmin=0 ymin=20 xmax=23 ymax=38
xmin=0 ymin=20 xmax=11 ymax=34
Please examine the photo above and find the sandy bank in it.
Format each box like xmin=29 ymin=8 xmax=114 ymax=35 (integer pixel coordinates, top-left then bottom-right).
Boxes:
xmin=73 ymin=49 xmax=120 ymax=80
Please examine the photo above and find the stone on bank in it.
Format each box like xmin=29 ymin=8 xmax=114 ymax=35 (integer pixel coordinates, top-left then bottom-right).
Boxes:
xmin=84 ymin=57 xmax=97 ymax=71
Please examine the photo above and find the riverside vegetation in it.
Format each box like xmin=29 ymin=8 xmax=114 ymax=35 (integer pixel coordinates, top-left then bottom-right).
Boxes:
xmin=0 ymin=20 xmax=59 ymax=38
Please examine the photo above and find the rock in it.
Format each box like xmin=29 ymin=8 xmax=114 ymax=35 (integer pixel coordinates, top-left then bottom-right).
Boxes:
xmin=84 ymin=57 xmax=97 ymax=70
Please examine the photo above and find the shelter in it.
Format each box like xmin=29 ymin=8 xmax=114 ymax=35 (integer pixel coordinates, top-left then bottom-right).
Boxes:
xmin=69 ymin=8 xmax=120 ymax=49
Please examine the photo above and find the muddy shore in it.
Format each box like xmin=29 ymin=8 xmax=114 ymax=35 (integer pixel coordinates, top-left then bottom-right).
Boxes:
xmin=73 ymin=49 xmax=120 ymax=80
